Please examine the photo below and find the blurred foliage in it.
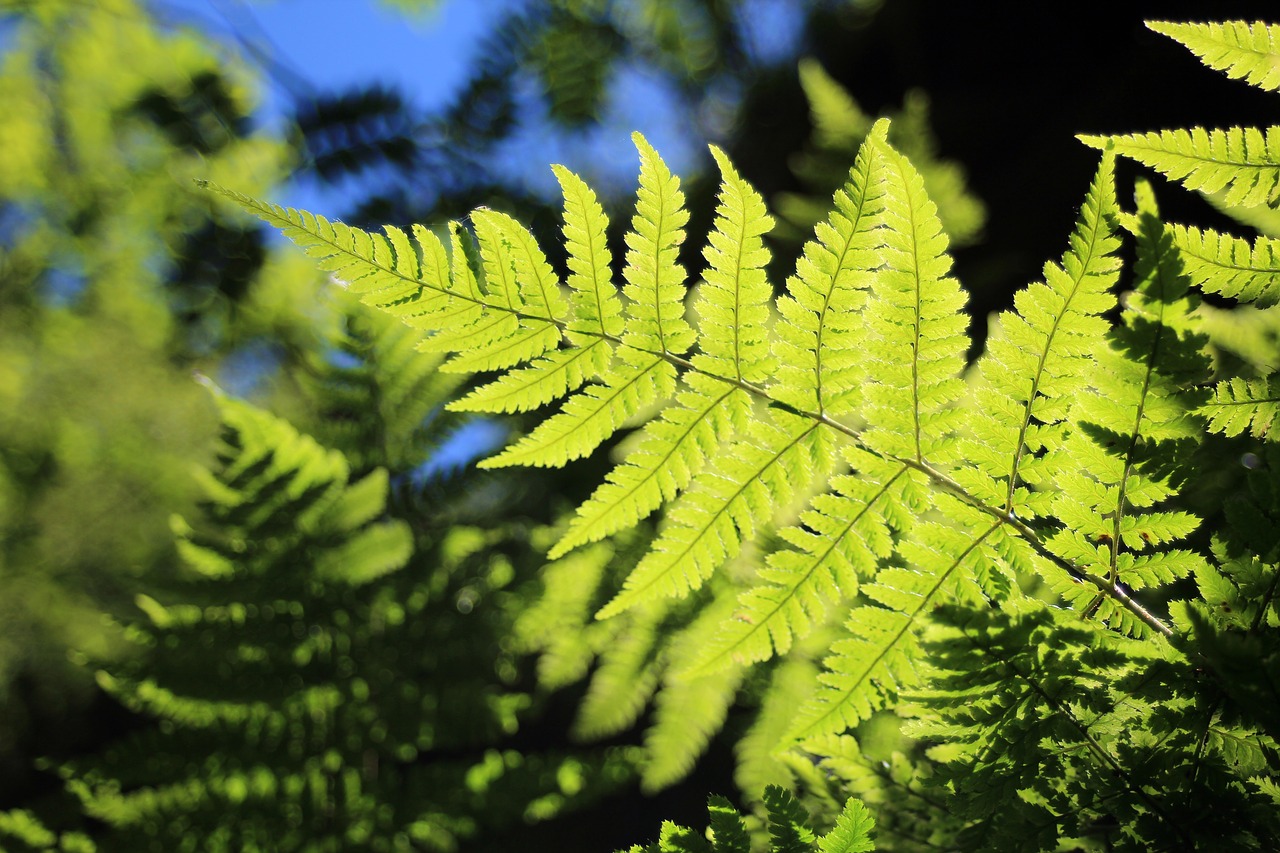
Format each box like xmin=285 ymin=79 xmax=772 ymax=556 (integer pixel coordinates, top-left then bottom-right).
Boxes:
xmin=0 ymin=0 xmax=328 ymax=802
xmin=27 ymin=346 xmax=640 ymax=851
xmin=775 ymin=58 xmax=984 ymax=248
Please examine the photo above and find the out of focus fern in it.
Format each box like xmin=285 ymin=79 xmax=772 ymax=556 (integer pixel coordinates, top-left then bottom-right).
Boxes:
xmin=16 ymin=302 xmax=639 ymax=851
xmin=775 ymin=59 xmax=985 ymax=248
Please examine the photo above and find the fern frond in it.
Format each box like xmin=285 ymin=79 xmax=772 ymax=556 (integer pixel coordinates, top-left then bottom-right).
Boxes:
xmin=478 ymin=357 xmax=676 ymax=468
xmin=597 ymin=411 xmax=827 ymax=618
xmin=695 ymin=146 xmax=775 ymax=384
xmin=472 ymin=208 xmax=567 ymax=322
xmin=549 ymin=145 xmax=778 ymax=557
xmin=905 ymin=605 xmax=1197 ymax=850
xmin=642 ymin=663 xmax=743 ymax=793
xmin=1079 ymin=127 xmax=1280 ymax=208
xmin=772 ymin=119 xmax=888 ymax=417
xmin=1148 ymin=21 xmax=1280 ymax=92
xmin=200 ymin=185 xmax=456 ymax=321
xmin=861 ymin=132 xmax=968 ymax=464
xmin=552 ymin=164 xmax=624 ymax=341
xmin=763 ymin=785 xmax=819 ymax=852
xmin=1200 ymin=375 xmax=1280 ymax=439
xmin=622 ymin=131 xmax=695 ymax=357
xmin=313 ymin=511 xmax=413 ymax=586
xmin=515 ymin=543 xmax=614 ymax=689
xmin=1167 ymin=222 xmax=1280 ymax=306
xmin=573 ymin=604 xmax=667 ymax=740
xmin=960 ymin=153 xmax=1121 ymax=517
xmin=788 ymin=501 xmax=1005 ymax=743
xmin=734 ymin=657 xmax=819 ymax=799
xmin=818 ymin=798 xmax=876 ymax=853
xmin=797 ymin=58 xmax=870 ymax=150
xmin=447 ymin=341 xmax=611 ymax=413
xmin=1044 ymin=182 xmax=1211 ymax=632
xmin=804 ymin=735 xmax=953 ymax=851
xmin=642 ymin=601 xmax=745 ymax=793
xmin=414 ymin=223 xmax=492 ymax=349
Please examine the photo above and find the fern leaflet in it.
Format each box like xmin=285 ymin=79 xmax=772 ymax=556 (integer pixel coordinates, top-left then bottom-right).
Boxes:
xmin=1080 ymin=127 xmax=1280 ymax=208
xmin=1166 ymin=222 xmax=1280 ymax=306
xmin=1148 ymin=20 xmax=1280 ymax=92
xmin=772 ymin=119 xmax=887 ymax=418
xmin=1042 ymin=183 xmax=1211 ymax=633
xmin=860 ymin=132 xmax=968 ymax=464
xmin=1200 ymin=375 xmax=1280 ymax=439
xmin=958 ymin=152 xmax=1122 ymax=518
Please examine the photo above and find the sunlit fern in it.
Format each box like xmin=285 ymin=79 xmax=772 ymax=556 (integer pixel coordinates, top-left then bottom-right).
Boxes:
xmin=202 ymin=19 xmax=1280 ymax=847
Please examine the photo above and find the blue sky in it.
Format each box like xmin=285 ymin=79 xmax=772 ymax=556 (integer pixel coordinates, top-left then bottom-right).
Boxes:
xmin=162 ymin=0 xmax=806 ymax=210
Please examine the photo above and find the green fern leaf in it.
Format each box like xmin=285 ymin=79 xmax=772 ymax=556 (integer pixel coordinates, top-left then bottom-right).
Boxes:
xmin=472 ymin=208 xmax=567 ymax=321
xmin=478 ymin=357 xmax=676 ymax=468
xmin=959 ymin=153 xmax=1121 ymax=517
xmin=623 ymin=131 xmax=695 ymax=357
xmin=596 ymin=411 xmax=826 ymax=618
xmin=688 ymin=450 xmax=911 ymax=672
xmin=437 ymin=321 xmax=562 ymax=374
xmin=1148 ymin=20 xmax=1280 ymax=92
xmin=1166 ymin=222 xmax=1280 ymax=306
xmin=1044 ymin=181 xmax=1211 ymax=631
xmin=694 ymin=146 xmax=776 ymax=384
xmin=763 ymin=785 xmax=817 ymax=853
xmin=550 ymin=142 xmax=782 ymax=558
xmin=1080 ymin=127 xmax=1280 ymax=208
xmin=477 ymin=134 xmax=694 ymax=469
xmin=552 ymin=164 xmax=625 ymax=341
xmin=643 ymin=661 xmax=744 ymax=792
xmin=414 ymin=223 xmax=492 ymax=348
xmin=314 ymin=518 xmax=413 ymax=586
xmin=1200 ymin=375 xmax=1280 ymax=439
xmin=437 ymin=213 xmax=562 ymax=371
xmin=549 ymin=373 xmax=750 ymax=558
xmin=788 ymin=502 xmax=1005 ymax=743
xmin=772 ymin=119 xmax=888 ymax=417
xmin=573 ymin=605 xmax=666 ymax=740
xmin=734 ymin=658 xmax=819 ymax=799
xmin=706 ymin=796 xmax=751 ymax=853
xmin=817 ymin=798 xmax=875 ymax=853
xmin=861 ymin=132 xmax=968 ymax=463
xmin=447 ymin=342 xmax=611 ymax=413
xmin=200 ymin=185 xmax=469 ymax=326
xmin=797 ymin=58 xmax=870 ymax=150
